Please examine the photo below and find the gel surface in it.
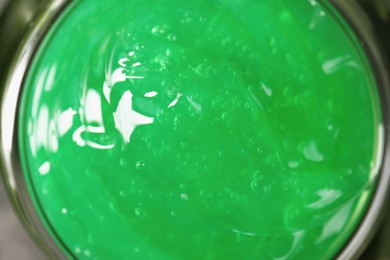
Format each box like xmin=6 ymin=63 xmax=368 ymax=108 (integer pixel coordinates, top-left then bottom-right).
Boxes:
xmin=19 ymin=0 xmax=381 ymax=259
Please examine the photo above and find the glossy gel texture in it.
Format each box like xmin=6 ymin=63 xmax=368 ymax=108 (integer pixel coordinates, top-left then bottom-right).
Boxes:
xmin=19 ymin=0 xmax=382 ymax=259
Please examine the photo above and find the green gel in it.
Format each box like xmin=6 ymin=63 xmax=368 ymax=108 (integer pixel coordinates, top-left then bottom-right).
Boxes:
xmin=19 ymin=0 xmax=382 ymax=259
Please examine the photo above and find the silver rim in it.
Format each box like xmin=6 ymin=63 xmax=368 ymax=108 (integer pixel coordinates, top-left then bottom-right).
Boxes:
xmin=0 ymin=1 xmax=389 ymax=259
xmin=0 ymin=0 xmax=71 ymax=258
xmin=327 ymin=1 xmax=390 ymax=259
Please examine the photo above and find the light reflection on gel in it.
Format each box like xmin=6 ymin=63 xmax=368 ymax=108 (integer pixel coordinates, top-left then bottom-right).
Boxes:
xmin=19 ymin=0 xmax=381 ymax=259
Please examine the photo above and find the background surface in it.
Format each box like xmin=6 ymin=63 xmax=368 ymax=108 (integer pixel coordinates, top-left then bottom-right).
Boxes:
xmin=0 ymin=0 xmax=389 ymax=259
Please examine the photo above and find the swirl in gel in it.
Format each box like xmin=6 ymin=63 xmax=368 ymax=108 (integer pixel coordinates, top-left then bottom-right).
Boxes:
xmin=19 ymin=0 xmax=382 ymax=259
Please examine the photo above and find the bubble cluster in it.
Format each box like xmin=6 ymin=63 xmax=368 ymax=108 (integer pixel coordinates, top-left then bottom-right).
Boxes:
xmin=19 ymin=0 xmax=381 ymax=259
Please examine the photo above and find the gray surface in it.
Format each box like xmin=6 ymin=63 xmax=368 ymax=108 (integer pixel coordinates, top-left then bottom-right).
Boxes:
xmin=0 ymin=0 xmax=5 ymax=10
xmin=0 ymin=182 xmax=45 ymax=260
xmin=361 ymin=213 xmax=390 ymax=259
xmin=0 ymin=0 xmax=46 ymax=258
xmin=0 ymin=0 xmax=388 ymax=259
